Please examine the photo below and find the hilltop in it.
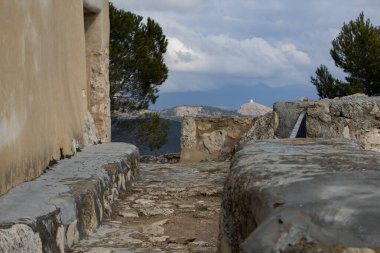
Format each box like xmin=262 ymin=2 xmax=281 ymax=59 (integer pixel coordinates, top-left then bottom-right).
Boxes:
xmin=159 ymin=105 xmax=239 ymax=119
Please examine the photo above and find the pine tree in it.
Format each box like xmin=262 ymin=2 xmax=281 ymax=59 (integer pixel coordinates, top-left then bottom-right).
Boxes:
xmin=311 ymin=12 xmax=380 ymax=97
xmin=109 ymin=3 xmax=168 ymax=111
xmin=311 ymin=65 xmax=347 ymax=98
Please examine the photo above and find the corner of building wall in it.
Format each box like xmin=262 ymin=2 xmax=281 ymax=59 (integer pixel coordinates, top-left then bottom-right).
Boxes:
xmin=83 ymin=111 xmax=100 ymax=146
xmin=84 ymin=0 xmax=111 ymax=144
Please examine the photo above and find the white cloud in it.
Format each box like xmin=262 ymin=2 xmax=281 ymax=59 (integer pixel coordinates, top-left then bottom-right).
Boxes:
xmin=279 ymin=42 xmax=311 ymax=65
xmin=159 ymin=78 xmax=215 ymax=93
xmin=158 ymin=72 xmax=217 ymax=93
xmin=166 ymin=34 xmax=310 ymax=84
xmin=280 ymin=43 xmax=297 ymax=52
xmin=166 ymin=38 xmax=204 ymax=71
xmin=111 ymin=0 xmax=380 ymax=93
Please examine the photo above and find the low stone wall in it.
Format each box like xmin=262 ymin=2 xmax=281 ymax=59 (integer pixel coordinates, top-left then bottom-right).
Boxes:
xmin=238 ymin=112 xmax=274 ymax=145
xmin=180 ymin=117 xmax=255 ymax=163
xmin=0 ymin=143 xmax=139 ymax=253
xmin=272 ymin=95 xmax=380 ymax=151
xmin=218 ymin=138 xmax=380 ymax=253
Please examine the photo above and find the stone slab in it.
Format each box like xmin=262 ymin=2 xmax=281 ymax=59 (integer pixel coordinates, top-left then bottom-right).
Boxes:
xmin=181 ymin=117 xmax=255 ymax=163
xmin=218 ymin=138 xmax=380 ymax=253
xmin=0 ymin=143 xmax=139 ymax=253
xmin=273 ymin=95 xmax=380 ymax=152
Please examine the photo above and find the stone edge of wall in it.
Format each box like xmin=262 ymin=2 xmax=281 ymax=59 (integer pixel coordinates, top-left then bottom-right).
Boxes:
xmin=272 ymin=95 xmax=380 ymax=141
xmin=0 ymin=143 xmax=139 ymax=253
xmin=180 ymin=116 xmax=256 ymax=163
xmin=217 ymin=138 xmax=380 ymax=252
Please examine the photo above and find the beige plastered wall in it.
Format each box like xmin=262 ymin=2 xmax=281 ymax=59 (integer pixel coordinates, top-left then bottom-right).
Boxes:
xmin=0 ymin=0 xmax=110 ymax=195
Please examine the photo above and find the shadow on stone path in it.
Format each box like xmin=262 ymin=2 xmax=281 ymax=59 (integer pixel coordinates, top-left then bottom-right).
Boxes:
xmin=71 ymin=162 xmax=229 ymax=253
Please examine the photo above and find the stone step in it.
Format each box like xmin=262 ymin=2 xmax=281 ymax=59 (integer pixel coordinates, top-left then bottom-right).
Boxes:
xmin=0 ymin=143 xmax=139 ymax=253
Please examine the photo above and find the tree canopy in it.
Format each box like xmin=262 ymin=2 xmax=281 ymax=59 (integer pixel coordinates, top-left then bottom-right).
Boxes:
xmin=311 ymin=12 xmax=380 ymax=98
xmin=310 ymin=65 xmax=347 ymax=99
xmin=109 ymin=3 xmax=168 ymax=111
xmin=115 ymin=112 xmax=170 ymax=151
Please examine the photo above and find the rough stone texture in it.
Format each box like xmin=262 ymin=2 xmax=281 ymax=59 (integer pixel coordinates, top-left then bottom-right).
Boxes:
xmin=0 ymin=0 xmax=110 ymax=196
xmin=181 ymin=117 xmax=255 ymax=162
xmin=273 ymin=95 xmax=380 ymax=152
xmin=0 ymin=224 xmax=43 ymax=253
xmin=281 ymin=243 xmax=379 ymax=253
xmin=169 ymin=106 xmax=203 ymax=117
xmin=0 ymin=143 xmax=139 ymax=253
xmin=218 ymin=138 xmax=380 ymax=253
xmin=238 ymin=99 xmax=272 ymax=117
xmin=71 ymin=162 xmax=229 ymax=253
xmin=239 ymin=112 xmax=275 ymax=145
xmin=140 ymin=153 xmax=181 ymax=164
xmin=85 ymin=0 xmax=111 ymax=143
xmin=181 ymin=117 xmax=198 ymax=151
xmin=83 ymin=111 xmax=100 ymax=146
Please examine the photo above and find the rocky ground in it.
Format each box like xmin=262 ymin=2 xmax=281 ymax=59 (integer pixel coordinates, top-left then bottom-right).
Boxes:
xmin=70 ymin=161 xmax=229 ymax=253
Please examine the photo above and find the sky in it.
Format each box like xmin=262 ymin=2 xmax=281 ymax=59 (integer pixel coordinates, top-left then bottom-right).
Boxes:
xmin=111 ymin=0 xmax=380 ymax=110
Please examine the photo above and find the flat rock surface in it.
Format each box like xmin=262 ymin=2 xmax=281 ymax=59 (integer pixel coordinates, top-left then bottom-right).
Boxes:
xmin=219 ymin=138 xmax=380 ymax=253
xmin=0 ymin=142 xmax=139 ymax=252
xmin=0 ymin=143 xmax=137 ymax=226
xmin=71 ymin=162 xmax=229 ymax=253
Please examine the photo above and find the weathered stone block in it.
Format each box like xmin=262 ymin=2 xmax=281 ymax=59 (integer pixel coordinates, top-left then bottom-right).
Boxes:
xmin=239 ymin=112 xmax=274 ymax=145
xmin=0 ymin=224 xmax=42 ymax=253
xmin=181 ymin=117 xmax=255 ymax=162
xmin=273 ymin=95 xmax=380 ymax=152
xmin=218 ymin=139 xmax=380 ymax=253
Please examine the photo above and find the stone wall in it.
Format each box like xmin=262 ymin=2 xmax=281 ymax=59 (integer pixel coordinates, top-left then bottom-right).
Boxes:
xmin=0 ymin=0 xmax=110 ymax=195
xmin=0 ymin=143 xmax=139 ymax=253
xmin=84 ymin=0 xmax=111 ymax=143
xmin=238 ymin=112 xmax=275 ymax=145
xmin=180 ymin=117 xmax=255 ymax=163
xmin=273 ymin=94 xmax=380 ymax=151
xmin=218 ymin=139 xmax=380 ymax=253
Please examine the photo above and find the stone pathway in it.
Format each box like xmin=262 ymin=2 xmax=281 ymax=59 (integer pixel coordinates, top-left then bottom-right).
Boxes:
xmin=71 ymin=162 xmax=229 ymax=253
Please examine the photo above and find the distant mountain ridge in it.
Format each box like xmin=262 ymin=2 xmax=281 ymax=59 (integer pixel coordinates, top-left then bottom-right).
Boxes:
xmin=159 ymin=105 xmax=239 ymax=119
xmin=113 ymin=104 xmax=269 ymax=120
xmin=112 ymin=103 xmax=270 ymax=155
